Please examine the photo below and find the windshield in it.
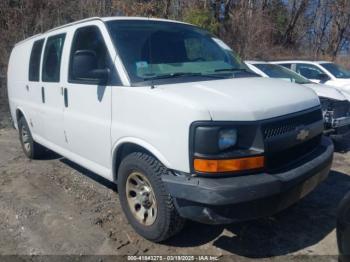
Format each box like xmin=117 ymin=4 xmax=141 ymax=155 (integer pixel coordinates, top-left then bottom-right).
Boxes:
xmin=106 ymin=20 xmax=250 ymax=84
xmin=254 ymin=63 xmax=311 ymax=84
xmin=321 ymin=63 xmax=350 ymax=79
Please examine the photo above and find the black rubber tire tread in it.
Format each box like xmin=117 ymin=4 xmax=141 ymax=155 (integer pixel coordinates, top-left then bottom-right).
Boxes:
xmin=118 ymin=152 xmax=185 ymax=242
xmin=18 ymin=117 xmax=45 ymax=159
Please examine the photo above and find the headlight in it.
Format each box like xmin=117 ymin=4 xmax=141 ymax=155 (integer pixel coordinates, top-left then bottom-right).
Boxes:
xmin=190 ymin=122 xmax=264 ymax=175
xmin=192 ymin=126 xmax=238 ymax=155
xmin=218 ymin=129 xmax=237 ymax=150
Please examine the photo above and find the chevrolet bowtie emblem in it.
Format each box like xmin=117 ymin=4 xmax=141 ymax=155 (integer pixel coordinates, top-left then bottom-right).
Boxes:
xmin=296 ymin=128 xmax=310 ymax=141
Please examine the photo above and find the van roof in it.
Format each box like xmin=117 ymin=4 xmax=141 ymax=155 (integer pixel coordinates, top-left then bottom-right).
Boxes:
xmin=15 ymin=16 xmax=191 ymax=46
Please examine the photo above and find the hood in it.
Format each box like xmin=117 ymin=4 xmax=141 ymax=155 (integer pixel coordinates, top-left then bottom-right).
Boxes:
xmin=303 ymin=83 xmax=346 ymax=101
xmin=156 ymin=77 xmax=320 ymax=121
xmin=337 ymin=90 xmax=350 ymax=102
xmin=332 ymin=79 xmax=350 ymax=88
xmin=330 ymin=81 xmax=350 ymax=98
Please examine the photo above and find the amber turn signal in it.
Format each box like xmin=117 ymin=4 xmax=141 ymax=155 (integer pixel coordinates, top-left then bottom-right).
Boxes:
xmin=194 ymin=156 xmax=264 ymax=173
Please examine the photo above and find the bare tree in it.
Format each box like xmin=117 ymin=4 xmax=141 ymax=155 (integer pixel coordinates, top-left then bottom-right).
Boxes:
xmin=279 ymin=0 xmax=310 ymax=47
xmin=1 ymin=0 xmax=350 ymax=82
xmin=326 ymin=0 xmax=350 ymax=58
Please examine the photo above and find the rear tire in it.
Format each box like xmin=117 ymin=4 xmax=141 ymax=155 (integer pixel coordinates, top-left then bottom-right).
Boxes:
xmin=18 ymin=117 xmax=45 ymax=159
xmin=118 ymin=152 xmax=185 ymax=242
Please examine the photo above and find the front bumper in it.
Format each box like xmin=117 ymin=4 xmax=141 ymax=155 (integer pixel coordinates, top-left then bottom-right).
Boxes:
xmin=163 ymin=136 xmax=334 ymax=224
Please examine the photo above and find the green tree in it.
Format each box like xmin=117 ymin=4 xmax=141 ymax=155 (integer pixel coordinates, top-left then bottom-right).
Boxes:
xmin=183 ymin=8 xmax=219 ymax=35
xmin=268 ymin=0 xmax=289 ymax=42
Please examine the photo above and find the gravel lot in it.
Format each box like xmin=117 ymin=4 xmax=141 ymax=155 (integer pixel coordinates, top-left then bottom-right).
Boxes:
xmin=0 ymin=98 xmax=349 ymax=261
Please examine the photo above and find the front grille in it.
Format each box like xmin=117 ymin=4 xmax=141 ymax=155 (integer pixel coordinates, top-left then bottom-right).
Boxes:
xmin=262 ymin=108 xmax=323 ymax=173
xmin=262 ymin=108 xmax=323 ymax=139
xmin=321 ymin=99 xmax=350 ymax=118
xmin=332 ymin=100 xmax=350 ymax=118
xmin=266 ymin=135 xmax=322 ymax=173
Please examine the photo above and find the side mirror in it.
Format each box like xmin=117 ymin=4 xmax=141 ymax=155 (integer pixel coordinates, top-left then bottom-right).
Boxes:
xmin=71 ymin=50 xmax=109 ymax=84
xmin=318 ymin=73 xmax=330 ymax=83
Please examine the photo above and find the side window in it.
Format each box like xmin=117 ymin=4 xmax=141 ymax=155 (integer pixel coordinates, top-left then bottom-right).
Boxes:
xmin=29 ymin=39 xmax=44 ymax=82
xmin=42 ymin=34 xmax=66 ymax=82
xmin=296 ymin=64 xmax=324 ymax=80
xmin=69 ymin=26 xmax=119 ymax=85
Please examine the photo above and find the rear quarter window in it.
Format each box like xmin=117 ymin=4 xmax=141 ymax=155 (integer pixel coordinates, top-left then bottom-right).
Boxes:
xmin=28 ymin=39 xmax=44 ymax=82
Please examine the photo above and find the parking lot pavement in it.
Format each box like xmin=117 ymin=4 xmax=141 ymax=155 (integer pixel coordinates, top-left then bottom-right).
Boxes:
xmin=1 ymin=112 xmax=350 ymax=259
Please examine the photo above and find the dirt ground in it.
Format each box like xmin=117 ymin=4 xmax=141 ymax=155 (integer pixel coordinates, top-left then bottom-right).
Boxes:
xmin=0 ymin=98 xmax=349 ymax=261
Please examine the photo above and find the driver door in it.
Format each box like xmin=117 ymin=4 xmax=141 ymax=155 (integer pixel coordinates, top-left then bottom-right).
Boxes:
xmin=63 ymin=24 xmax=120 ymax=179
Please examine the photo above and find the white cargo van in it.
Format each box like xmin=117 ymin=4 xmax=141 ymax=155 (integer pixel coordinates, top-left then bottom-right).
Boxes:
xmin=8 ymin=17 xmax=333 ymax=242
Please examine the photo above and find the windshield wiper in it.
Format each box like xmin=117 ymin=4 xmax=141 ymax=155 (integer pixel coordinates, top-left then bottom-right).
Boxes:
xmin=144 ymin=72 xmax=228 ymax=81
xmin=144 ymin=72 xmax=202 ymax=81
xmin=214 ymin=68 xmax=260 ymax=78
xmin=214 ymin=68 xmax=251 ymax=73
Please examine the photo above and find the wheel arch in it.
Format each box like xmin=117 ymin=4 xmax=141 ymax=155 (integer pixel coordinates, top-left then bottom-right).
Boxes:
xmin=15 ymin=107 xmax=28 ymax=129
xmin=112 ymin=138 xmax=172 ymax=182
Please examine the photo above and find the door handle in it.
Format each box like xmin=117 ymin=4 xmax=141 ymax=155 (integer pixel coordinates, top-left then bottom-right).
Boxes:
xmin=64 ymin=88 xmax=68 ymax=107
xmin=41 ymin=87 xmax=45 ymax=103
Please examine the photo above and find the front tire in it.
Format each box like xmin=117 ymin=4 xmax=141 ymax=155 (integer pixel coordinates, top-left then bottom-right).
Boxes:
xmin=18 ymin=117 xmax=45 ymax=159
xmin=118 ymin=152 xmax=185 ymax=242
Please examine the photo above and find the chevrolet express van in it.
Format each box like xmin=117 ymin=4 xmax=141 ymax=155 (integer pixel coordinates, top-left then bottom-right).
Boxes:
xmin=8 ymin=17 xmax=334 ymax=242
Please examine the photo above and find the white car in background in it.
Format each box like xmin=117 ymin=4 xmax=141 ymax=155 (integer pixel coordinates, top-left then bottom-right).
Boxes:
xmin=245 ymin=61 xmax=350 ymax=136
xmin=271 ymin=60 xmax=350 ymax=93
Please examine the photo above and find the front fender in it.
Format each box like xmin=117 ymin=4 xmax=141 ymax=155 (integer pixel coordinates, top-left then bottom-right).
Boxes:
xmin=111 ymin=137 xmax=173 ymax=180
